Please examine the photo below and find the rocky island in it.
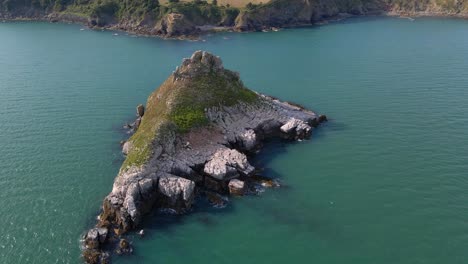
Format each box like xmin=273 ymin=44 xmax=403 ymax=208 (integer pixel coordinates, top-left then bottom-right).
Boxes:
xmin=82 ymin=50 xmax=327 ymax=263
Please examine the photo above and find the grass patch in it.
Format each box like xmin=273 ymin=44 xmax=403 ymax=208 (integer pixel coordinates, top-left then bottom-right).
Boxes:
xmin=121 ymin=68 xmax=258 ymax=169
xmin=170 ymin=106 xmax=208 ymax=133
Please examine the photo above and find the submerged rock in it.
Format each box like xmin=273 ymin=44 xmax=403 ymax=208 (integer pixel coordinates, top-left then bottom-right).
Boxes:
xmin=116 ymin=239 xmax=133 ymax=255
xmin=83 ymin=50 xmax=326 ymax=263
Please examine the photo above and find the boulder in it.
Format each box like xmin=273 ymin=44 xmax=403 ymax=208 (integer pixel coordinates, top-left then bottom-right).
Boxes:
xmin=204 ymin=149 xmax=255 ymax=180
xmin=238 ymin=129 xmax=257 ymax=151
xmin=96 ymin=228 xmax=108 ymax=244
xmin=158 ymin=175 xmax=195 ymax=209
xmin=84 ymin=228 xmax=100 ymax=249
xmin=280 ymin=118 xmax=312 ymax=139
xmin=228 ymin=179 xmax=246 ymax=196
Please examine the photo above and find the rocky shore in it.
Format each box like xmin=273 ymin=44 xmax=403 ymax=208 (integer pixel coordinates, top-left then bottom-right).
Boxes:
xmin=81 ymin=50 xmax=327 ymax=263
xmin=3 ymin=0 xmax=468 ymax=40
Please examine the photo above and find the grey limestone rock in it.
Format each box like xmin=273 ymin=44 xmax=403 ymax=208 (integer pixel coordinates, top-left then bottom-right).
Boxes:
xmin=204 ymin=149 xmax=254 ymax=180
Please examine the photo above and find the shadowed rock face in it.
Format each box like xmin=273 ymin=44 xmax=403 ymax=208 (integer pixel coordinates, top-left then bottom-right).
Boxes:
xmin=154 ymin=13 xmax=198 ymax=38
xmin=234 ymin=0 xmax=386 ymax=31
xmin=82 ymin=51 xmax=327 ymax=263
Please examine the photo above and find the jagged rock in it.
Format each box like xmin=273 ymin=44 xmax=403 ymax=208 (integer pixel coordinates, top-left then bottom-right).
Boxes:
xmin=228 ymin=179 xmax=246 ymax=196
xmin=204 ymin=149 xmax=255 ymax=180
xmin=280 ymin=118 xmax=312 ymax=139
xmin=158 ymin=175 xmax=195 ymax=210
xmin=174 ymin=51 xmax=224 ymax=80
xmin=237 ymin=129 xmax=258 ymax=151
xmin=84 ymin=229 xmax=100 ymax=249
xmin=155 ymin=13 xmax=198 ymax=37
xmin=96 ymin=228 xmax=108 ymax=244
xmin=136 ymin=104 xmax=145 ymax=117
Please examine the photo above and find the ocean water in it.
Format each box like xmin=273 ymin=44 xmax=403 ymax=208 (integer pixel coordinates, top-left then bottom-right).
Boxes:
xmin=1 ymin=17 xmax=468 ymax=264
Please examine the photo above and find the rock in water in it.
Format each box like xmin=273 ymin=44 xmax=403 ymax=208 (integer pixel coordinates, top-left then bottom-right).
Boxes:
xmin=82 ymin=50 xmax=326 ymax=262
xmin=228 ymin=179 xmax=246 ymax=196
xmin=116 ymin=239 xmax=133 ymax=255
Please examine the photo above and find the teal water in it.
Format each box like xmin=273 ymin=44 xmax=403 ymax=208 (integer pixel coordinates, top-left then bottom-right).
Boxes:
xmin=1 ymin=17 xmax=468 ymax=264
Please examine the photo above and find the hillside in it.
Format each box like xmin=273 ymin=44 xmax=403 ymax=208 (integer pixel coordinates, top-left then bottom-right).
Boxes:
xmin=2 ymin=0 xmax=468 ymax=37
xmin=0 ymin=0 xmax=468 ymax=37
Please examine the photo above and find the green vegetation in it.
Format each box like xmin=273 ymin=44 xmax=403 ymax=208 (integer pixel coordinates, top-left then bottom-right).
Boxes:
xmin=121 ymin=67 xmax=258 ymax=169
xmin=3 ymin=0 xmax=468 ymax=32
xmin=169 ymin=71 xmax=257 ymax=132
xmin=0 ymin=0 xmax=240 ymax=27
xmin=170 ymin=106 xmax=208 ymax=132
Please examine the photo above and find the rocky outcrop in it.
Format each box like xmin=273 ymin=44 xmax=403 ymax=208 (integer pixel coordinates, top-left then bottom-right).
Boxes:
xmin=82 ymin=50 xmax=327 ymax=263
xmin=234 ymin=0 xmax=385 ymax=31
xmin=204 ymin=149 xmax=255 ymax=180
xmin=136 ymin=104 xmax=145 ymax=117
xmin=154 ymin=13 xmax=198 ymax=38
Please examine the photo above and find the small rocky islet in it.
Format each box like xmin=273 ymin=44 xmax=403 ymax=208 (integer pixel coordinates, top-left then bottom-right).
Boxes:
xmin=82 ymin=50 xmax=327 ymax=263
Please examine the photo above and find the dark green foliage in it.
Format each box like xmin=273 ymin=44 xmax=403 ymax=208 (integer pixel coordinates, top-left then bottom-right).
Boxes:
xmin=90 ymin=1 xmax=119 ymax=17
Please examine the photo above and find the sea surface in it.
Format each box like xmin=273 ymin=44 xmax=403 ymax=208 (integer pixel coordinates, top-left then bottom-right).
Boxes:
xmin=1 ymin=17 xmax=468 ymax=264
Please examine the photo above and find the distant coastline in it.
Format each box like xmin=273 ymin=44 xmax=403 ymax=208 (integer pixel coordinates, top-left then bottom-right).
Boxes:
xmin=2 ymin=0 xmax=468 ymax=40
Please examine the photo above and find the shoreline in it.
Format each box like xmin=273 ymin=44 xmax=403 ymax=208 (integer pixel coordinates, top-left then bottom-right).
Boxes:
xmin=2 ymin=11 xmax=468 ymax=41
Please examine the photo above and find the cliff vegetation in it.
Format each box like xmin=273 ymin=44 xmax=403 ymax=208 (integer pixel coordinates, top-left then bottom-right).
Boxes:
xmin=3 ymin=0 xmax=468 ymax=37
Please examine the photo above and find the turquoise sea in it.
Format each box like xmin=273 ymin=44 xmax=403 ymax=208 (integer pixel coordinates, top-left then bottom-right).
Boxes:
xmin=1 ymin=17 xmax=468 ymax=264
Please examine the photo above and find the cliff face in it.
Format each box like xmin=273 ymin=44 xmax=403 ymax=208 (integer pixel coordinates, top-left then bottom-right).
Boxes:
xmin=234 ymin=0 xmax=386 ymax=31
xmin=387 ymin=0 xmax=468 ymax=16
xmin=82 ymin=50 xmax=327 ymax=263
xmin=234 ymin=0 xmax=468 ymax=31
